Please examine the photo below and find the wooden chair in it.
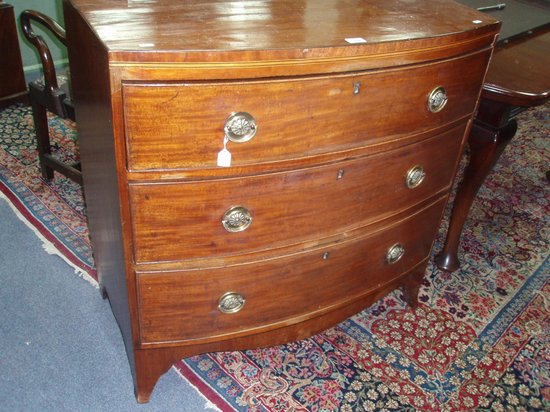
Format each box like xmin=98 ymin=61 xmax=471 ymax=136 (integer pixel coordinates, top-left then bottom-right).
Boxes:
xmin=20 ymin=10 xmax=82 ymax=184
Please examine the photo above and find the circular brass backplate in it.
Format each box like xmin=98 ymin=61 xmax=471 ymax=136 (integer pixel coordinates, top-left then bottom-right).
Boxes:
xmin=224 ymin=112 xmax=257 ymax=143
xmin=406 ymin=165 xmax=426 ymax=189
xmin=386 ymin=243 xmax=405 ymax=264
xmin=427 ymin=86 xmax=448 ymax=113
xmin=221 ymin=206 xmax=252 ymax=232
xmin=218 ymin=292 xmax=246 ymax=314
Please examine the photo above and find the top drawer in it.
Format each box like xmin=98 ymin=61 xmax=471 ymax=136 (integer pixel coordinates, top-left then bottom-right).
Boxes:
xmin=122 ymin=50 xmax=491 ymax=171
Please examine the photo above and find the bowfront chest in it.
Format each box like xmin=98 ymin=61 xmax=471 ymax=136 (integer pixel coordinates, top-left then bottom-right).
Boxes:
xmin=63 ymin=0 xmax=499 ymax=402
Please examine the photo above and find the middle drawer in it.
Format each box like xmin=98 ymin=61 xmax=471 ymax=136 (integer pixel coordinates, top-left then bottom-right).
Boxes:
xmin=129 ymin=124 xmax=465 ymax=264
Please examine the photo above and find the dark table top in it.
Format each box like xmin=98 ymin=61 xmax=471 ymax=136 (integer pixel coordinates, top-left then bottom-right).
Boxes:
xmin=458 ymin=1 xmax=550 ymax=106
xmin=458 ymin=0 xmax=550 ymax=41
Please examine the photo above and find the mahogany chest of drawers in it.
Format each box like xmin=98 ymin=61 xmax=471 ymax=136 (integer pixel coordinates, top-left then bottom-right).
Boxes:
xmin=63 ymin=0 xmax=499 ymax=402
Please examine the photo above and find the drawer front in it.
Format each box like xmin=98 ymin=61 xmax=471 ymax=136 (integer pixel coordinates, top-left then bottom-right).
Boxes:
xmin=137 ymin=197 xmax=446 ymax=344
xmin=129 ymin=125 xmax=465 ymax=263
xmin=123 ymin=50 xmax=490 ymax=171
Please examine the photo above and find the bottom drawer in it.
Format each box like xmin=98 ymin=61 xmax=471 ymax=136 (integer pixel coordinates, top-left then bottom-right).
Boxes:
xmin=137 ymin=197 xmax=446 ymax=345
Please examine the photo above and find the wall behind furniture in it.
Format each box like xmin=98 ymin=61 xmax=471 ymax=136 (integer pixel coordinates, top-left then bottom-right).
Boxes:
xmin=11 ymin=0 xmax=67 ymax=80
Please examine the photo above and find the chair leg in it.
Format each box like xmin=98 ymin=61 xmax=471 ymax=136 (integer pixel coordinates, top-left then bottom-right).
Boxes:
xmin=30 ymin=98 xmax=54 ymax=180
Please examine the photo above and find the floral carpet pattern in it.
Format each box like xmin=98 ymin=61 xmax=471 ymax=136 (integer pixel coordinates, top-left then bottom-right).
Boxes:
xmin=1 ymin=103 xmax=548 ymax=411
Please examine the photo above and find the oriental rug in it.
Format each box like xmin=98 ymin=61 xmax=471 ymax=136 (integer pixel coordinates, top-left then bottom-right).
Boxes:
xmin=0 ymin=103 xmax=548 ymax=411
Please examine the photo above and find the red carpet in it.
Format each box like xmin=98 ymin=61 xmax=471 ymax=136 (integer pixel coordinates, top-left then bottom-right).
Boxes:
xmin=1 ymin=103 xmax=548 ymax=411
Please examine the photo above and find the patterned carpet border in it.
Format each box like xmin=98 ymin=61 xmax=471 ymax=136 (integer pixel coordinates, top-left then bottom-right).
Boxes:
xmin=0 ymin=105 xmax=96 ymax=282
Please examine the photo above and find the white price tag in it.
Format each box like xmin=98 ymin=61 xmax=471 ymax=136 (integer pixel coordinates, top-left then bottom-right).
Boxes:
xmin=217 ymin=136 xmax=232 ymax=167
xmin=217 ymin=148 xmax=232 ymax=167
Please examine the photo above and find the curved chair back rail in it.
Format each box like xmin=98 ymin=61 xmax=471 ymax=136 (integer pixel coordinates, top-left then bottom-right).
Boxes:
xmin=20 ymin=10 xmax=67 ymax=93
xmin=20 ymin=9 xmax=81 ymax=185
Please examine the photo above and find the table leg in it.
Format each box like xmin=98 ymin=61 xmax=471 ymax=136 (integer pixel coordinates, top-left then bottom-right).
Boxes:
xmin=435 ymin=118 xmax=517 ymax=272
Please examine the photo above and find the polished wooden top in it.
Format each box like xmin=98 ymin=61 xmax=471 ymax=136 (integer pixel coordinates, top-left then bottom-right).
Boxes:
xmin=458 ymin=0 xmax=550 ymax=106
xmin=66 ymin=0 xmax=498 ymax=61
xmin=483 ymin=30 xmax=550 ymax=106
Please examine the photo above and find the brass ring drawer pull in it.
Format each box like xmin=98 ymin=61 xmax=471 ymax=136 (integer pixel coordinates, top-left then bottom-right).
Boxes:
xmin=406 ymin=165 xmax=426 ymax=189
xmin=218 ymin=292 xmax=246 ymax=314
xmin=386 ymin=243 xmax=405 ymax=264
xmin=427 ymin=86 xmax=448 ymax=113
xmin=224 ymin=112 xmax=257 ymax=143
xmin=222 ymin=206 xmax=252 ymax=232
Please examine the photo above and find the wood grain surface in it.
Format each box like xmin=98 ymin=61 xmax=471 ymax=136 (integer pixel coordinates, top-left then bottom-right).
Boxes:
xmin=129 ymin=125 xmax=465 ymax=264
xmin=64 ymin=0 xmax=500 ymax=402
xmin=137 ymin=197 xmax=447 ymax=345
xmin=122 ymin=50 xmax=490 ymax=171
